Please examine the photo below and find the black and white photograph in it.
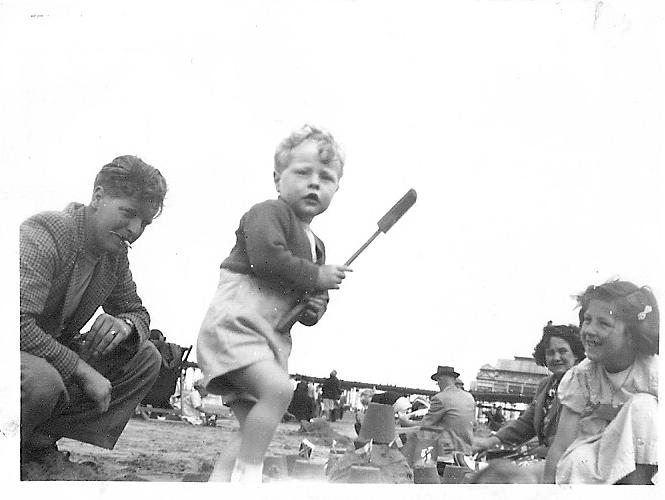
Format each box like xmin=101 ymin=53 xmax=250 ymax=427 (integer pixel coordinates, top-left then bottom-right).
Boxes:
xmin=2 ymin=0 xmax=663 ymax=496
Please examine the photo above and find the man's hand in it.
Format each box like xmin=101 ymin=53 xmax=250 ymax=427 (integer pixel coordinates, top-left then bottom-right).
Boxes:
xmin=299 ymin=293 xmax=328 ymax=326
xmin=80 ymin=313 xmax=132 ymax=359
xmin=73 ymin=358 xmax=112 ymax=413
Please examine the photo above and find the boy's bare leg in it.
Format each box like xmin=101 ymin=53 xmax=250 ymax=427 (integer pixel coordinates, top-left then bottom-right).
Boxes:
xmin=208 ymin=401 xmax=252 ymax=482
xmin=207 ymin=360 xmax=292 ymax=482
xmin=229 ymin=360 xmax=293 ymax=466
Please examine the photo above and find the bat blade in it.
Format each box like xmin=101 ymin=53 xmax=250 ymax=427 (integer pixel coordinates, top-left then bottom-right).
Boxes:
xmin=376 ymin=188 xmax=417 ymax=233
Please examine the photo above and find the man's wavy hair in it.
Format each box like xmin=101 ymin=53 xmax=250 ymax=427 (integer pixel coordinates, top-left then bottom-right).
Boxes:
xmin=274 ymin=124 xmax=345 ymax=177
xmin=94 ymin=155 xmax=168 ymax=217
xmin=576 ymin=280 xmax=659 ymax=355
xmin=532 ymin=322 xmax=585 ymax=367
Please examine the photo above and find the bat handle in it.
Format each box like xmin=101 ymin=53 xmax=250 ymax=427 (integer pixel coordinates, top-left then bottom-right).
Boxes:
xmin=344 ymin=228 xmax=381 ymax=266
xmin=275 ymin=228 xmax=382 ymax=333
xmin=276 ymin=302 xmax=307 ymax=333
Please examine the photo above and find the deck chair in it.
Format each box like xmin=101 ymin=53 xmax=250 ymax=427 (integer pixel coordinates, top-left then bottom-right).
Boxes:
xmin=138 ymin=341 xmax=193 ymax=419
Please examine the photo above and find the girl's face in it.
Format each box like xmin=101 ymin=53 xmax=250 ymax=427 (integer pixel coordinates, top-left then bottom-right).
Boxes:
xmin=581 ymin=299 xmax=634 ymax=371
xmin=274 ymin=140 xmax=341 ymax=223
xmin=544 ymin=336 xmax=576 ymax=377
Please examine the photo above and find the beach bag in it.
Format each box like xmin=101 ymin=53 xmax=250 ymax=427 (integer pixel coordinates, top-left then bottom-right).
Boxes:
xmin=141 ymin=341 xmax=185 ymax=407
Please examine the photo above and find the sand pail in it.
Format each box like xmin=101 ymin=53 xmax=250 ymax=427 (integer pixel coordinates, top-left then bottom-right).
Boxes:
xmin=358 ymin=403 xmax=395 ymax=444
xmin=285 ymin=454 xmax=300 ymax=475
xmin=413 ymin=464 xmax=441 ymax=484
xmin=402 ymin=435 xmax=438 ymax=467
xmin=290 ymin=458 xmax=327 ymax=480
xmin=440 ymin=465 xmax=472 ymax=484
xmin=348 ymin=465 xmax=382 ymax=483
xmin=326 ymin=450 xmax=346 ymax=475
xmin=263 ymin=455 xmax=288 ymax=479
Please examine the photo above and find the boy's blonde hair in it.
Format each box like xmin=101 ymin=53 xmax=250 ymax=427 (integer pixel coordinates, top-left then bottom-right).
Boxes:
xmin=274 ymin=124 xmax=345 ymax=177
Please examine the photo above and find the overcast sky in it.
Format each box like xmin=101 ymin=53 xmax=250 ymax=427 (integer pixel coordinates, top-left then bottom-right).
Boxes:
xmin=3 ymin=0 xmax=663 ymax=399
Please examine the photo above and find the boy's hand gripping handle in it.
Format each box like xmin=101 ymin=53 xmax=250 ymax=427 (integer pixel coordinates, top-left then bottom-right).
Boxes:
xmin=275 ymin=189 xmax=417 ymax=333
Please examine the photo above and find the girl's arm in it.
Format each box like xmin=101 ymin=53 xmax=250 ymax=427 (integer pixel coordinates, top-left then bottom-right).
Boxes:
xmin=542 ymin=406 xmax=580 ymax=483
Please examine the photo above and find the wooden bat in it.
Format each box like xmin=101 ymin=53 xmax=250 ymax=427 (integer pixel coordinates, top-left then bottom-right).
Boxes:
xmin=276 ymin=188 xmax=418 ymax=333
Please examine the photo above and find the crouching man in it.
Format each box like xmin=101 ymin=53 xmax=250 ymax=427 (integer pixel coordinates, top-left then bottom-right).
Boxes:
xmin=20 ymin=155 xmax=167 ymax=472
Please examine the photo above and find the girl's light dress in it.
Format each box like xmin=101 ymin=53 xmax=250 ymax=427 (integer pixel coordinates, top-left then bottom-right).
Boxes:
xmin=555 ymin=355 xmax=658 ymax=484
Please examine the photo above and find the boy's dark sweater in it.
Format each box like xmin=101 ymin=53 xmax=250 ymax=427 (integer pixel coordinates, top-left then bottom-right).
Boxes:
xmin=220 ymin=198 xmax=326 ymax=295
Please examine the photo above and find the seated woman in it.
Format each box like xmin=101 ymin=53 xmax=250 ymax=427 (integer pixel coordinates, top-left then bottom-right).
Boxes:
xmin=287 ymin=380 xmax=317 ymax=422
xmin=543 ymin=281 xmax=658 ymax=484
xmin=474 ymin=322 xmax=585 ymax=458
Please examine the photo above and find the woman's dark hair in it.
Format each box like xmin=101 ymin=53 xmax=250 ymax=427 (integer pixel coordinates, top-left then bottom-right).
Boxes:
xmin=532 ymin=322 xmax=585 ymax=367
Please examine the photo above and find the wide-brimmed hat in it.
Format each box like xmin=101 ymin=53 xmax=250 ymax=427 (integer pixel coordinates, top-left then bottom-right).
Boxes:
xmin=430 ymin=365 xmax=460 ymax=381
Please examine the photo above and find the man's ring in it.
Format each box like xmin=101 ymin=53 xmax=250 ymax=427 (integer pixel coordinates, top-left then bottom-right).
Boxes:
xmin=110 ymin=330 xmax=117 ymax=336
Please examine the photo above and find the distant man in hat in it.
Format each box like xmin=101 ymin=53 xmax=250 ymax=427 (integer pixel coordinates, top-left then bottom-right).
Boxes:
xmin=399 ymin=365 xmax=476 ymax=455
xmin=20 ymin=155 xmax=167 ymax=472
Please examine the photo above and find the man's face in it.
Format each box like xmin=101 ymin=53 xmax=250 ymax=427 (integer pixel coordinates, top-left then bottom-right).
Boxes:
xmin=274 ymin=140 xmax=341 ymax=223
xmin=436 ymin=374 xmax=454 ymax=391
xmin=87 ymin=187 xmax=156 ymax=255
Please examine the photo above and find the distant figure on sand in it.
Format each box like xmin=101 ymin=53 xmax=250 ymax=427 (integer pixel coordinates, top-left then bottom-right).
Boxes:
xmin=399 ymin=365 xmax=476 ymax=455
xmin=486 ymin=405 xmax=506 ymax=432
xmin=321 ymin=369 xmax=343 ymax=421
xmin=197 ymin=125 xmax=351 ymax=483
xmin=181 ymin=380 xmax=214 ymax=426
xmin=20 ymin=156 xmax=168 ymax=474
xmin=287 ymin=380 xmax=317 ymax=422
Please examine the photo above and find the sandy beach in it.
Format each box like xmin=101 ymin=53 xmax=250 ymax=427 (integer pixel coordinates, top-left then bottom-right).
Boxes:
xmin=21 ymin=412 xmax=358 ymax=482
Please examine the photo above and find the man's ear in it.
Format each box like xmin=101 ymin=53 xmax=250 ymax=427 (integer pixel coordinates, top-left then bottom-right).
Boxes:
xmin=273 ymin=171 xmax=281 ymax=192
xmin=90 ymin=186 xmax=105 ymax=209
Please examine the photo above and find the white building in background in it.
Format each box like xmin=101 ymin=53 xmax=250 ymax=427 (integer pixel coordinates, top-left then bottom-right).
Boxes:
xmin=471 ymin=356 xmax=550 ymax=421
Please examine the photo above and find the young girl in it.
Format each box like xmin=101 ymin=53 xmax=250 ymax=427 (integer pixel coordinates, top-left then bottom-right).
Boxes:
xmin=543 ymin=280 xmax=658 ymax=484
xmin=197 ymin=125 xmax=352 ymax=483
